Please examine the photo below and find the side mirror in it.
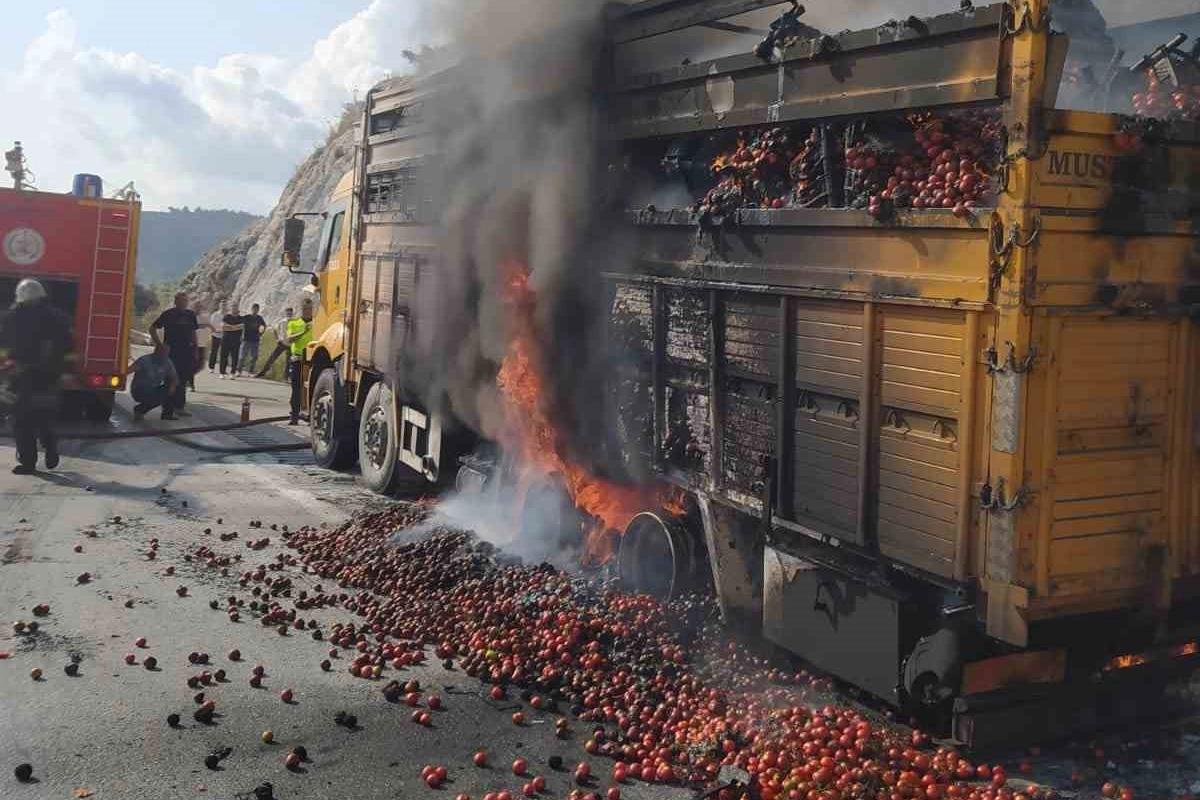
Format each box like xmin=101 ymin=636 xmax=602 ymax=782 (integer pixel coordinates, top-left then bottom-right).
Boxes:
xmin=282 ymin=217 xmax=305 ymax=269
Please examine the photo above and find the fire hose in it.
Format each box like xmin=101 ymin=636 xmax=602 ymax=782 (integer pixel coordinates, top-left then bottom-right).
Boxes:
xmin=0 ymin=415 xmax=312 ymax=455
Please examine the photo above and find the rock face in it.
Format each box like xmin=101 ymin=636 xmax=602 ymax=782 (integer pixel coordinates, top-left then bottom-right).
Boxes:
xmin=179 ymin=125 xmax=357 ymax=318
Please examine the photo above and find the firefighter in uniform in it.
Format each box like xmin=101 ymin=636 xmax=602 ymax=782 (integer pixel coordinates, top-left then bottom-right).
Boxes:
xmin=0 ymin=279 xmax=74 ymax=474
xmin=285 ymin=298 xmax=314 ymax=425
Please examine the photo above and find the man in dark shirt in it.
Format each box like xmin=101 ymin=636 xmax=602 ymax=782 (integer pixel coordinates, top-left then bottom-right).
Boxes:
xmin=151 ymin=292 xmax=198 ymax=416
xmin=128 ymin=345 xmax=179 ymax=420
xmin=0 ymin=279 xmax=74 ymax=474
xmin=219 ymin=303 xmax=244 ymax=378
xmin=238 ymin=303 xmax=267 ymax=376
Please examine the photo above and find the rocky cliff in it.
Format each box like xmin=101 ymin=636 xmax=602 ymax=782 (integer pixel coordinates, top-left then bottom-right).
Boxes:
xmin=178 ymin=124 xmax=357 ymax=317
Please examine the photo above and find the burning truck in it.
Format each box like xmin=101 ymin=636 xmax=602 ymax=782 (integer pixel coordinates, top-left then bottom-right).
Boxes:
xmin=280 ymin=0 xmax=1200 ymax=744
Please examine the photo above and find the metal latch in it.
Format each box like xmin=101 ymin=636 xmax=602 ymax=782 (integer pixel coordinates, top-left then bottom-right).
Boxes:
xmin=985 ymin=341 xmax=1038 ymax=374
xmin=979 ymin=476 xmax=1030 ymax=513
xmin=988 ymin=213 xmax=1042 ymax=290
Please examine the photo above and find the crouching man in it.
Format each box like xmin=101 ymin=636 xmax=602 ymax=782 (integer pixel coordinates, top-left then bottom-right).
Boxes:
xmin=128 ymin=345 xmax=180 ymax=421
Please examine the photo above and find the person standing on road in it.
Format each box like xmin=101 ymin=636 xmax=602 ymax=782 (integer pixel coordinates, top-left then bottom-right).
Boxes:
xmin=255 ymin=306 xmax=293 ymax=378
xmin=238 ymin=303 xmax=267 ymax=376
xmin=0 ymin=279 xmax=74 ymax=474
xmin=190 ymin=304 xmax=204 ymax=390
xmin=207 ymin=303 xmax=224 ymax=373
xmin=128 ymin=344 xmax=180 ymax=421
xmin=286 ymin=299 xmax=314 ymax=425
xmin=150 ymin=291 xmax=198 ymax=418
xmin=219 ymin=303 xmax=243 ymax=378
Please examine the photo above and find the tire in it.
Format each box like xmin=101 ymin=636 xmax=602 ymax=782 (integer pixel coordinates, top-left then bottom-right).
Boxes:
xmin=358 ymin=381 xmax=402 ymax=494
xmin=310 ymin=368 xmax=356 ymax=469
xmin=84 ymin=391 xmax=114 ymax=423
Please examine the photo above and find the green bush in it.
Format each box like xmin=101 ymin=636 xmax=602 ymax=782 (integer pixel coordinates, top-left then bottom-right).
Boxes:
xmin=256 ymin=330 xmax=288 ymax=383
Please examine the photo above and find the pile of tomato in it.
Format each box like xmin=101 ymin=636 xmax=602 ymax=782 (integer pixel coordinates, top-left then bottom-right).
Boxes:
xmin=250 ymin=505 xmax=1142 ymax=800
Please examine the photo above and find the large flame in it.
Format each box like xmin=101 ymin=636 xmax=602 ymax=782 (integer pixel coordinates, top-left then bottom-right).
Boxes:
xmin=496 ymin=261 xmax=681 ymax=565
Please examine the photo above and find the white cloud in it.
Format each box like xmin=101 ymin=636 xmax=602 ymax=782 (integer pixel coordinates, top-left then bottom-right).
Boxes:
xmin=2 ymin=3 xmax=435 ymax=212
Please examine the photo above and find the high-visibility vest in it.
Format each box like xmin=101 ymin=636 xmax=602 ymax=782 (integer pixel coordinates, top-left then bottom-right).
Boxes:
xmin=287 ymin=318 xmax=312 ymax=359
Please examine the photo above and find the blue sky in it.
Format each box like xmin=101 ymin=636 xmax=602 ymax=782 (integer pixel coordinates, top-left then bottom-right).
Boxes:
xmin=6 ymin=0 xmax=1195 ymax=214
xmin=3 ymin=1 xmax=437 ymax=213
xmin=4 ymin=2 xmax=358 ymax=74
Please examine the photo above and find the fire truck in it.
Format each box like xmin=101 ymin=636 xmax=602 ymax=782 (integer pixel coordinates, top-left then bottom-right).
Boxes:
xmin=284 ymin=1 xmax=1200 ymax=744
xmin=1 ymin=145 xmax=139 ymax=421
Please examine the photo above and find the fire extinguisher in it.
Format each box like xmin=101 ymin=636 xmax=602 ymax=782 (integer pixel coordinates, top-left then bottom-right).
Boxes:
xmin=240 ymin=397 xmax=251 ymax=424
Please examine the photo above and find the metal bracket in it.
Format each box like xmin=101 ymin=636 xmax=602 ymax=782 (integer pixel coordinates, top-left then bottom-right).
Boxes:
xmin=884 ymin=408 xmax=911 ymax=433
xmin=798 ymin=389 xmax=820 ymax=417
xmin=931 ymin=418 xmax=957 ymax=442
xmin=996 ymin=125 xmax=1051 ymax=192
xmin=979 ymin=476 xmax=1030 ymax=513
xmin=988 ymin=214 xmax=1041 ymax=297
xmin=985 ymin=341 xmax=1038 ymax=375
xmin=1003 ymin=1 xmax=1050 ymax=37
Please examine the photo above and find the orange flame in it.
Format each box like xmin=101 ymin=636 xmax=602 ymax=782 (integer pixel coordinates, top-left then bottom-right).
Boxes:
xmin=495 ymin=261 xmax=682 ymax=566
xmin=1171 ymin=640 xmax=1198 ymax=658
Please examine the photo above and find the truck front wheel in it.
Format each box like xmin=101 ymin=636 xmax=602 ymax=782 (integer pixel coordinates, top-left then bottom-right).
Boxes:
xmin=358 ymin=382 xmax=401 ymax=494
xmin=310 ymin=368 xmax=356 ymax=469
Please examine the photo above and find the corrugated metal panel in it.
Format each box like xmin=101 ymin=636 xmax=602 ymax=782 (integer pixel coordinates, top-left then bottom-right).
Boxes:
xmin=395 ymin=260 xmax=417 ymax=310
xmin=612 ymin=284 xmax=653 ymax=361
xmin=880 ymin=307 xmax=964 ymax=417
xmin=878 ymin=411 xmax=960 ymax=576
xmin=357 ymin=256 xmax=379 ymax=369
xmin=792 ymin=399 xmax=861 ymax=539
xmin=876 ymin=307 xmax=966 ymax=578
xmin=663 ymin=288 xmax=711 ymax=475
xmin=372 ymin=259 xmax=396 ymax=371
xmin=1044 ymin=317 xmax=1174 ymax=598
xmin=789 ymin=300 xmax=866 ymax=542
xmin=720 ymin=292 xmax=779 ymax=499
xmin=724 ymin=294 xmax=780 ymax=380
xmin=665 ymin=288 xmax=708 ymax=366
xmin=723 ymin=391 xmax=774 ymax=497
xmin=612 ymin=283 xmax=654 ymax=463
xmin=794 ymin=300 xmax=864 ymax=397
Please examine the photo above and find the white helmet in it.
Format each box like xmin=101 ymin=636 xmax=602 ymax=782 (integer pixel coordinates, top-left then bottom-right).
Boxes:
xmin=14 ymin=278 xmax=47 ymax=305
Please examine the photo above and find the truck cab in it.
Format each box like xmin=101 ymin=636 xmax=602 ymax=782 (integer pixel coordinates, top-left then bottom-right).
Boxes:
xmin=283 ymin=146 xmax=456 ymax=491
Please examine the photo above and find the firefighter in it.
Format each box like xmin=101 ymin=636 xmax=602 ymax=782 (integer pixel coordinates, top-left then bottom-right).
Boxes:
xmin=285 ymin=299 xmax=314 ymax=425
xmin=0 ymin=279 xmax=74 ymax=474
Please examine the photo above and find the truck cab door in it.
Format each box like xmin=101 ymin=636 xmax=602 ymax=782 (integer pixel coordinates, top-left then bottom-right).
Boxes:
xmin=312 ymin=203 xmax=349 ymax=359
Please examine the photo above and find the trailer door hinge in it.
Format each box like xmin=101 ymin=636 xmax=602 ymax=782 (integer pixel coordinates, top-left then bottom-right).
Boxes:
xmin=984 ymin=341 xmax=1038 ymax=375
xmin=979 ymin=477 xmax=1031 ymax=513
xmin=988 ymin=214 xmax=1042 ymax=294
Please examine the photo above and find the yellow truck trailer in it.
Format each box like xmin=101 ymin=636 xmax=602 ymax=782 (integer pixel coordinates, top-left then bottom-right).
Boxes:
xmin=282 ymin=0 xmax=1200 ymax=744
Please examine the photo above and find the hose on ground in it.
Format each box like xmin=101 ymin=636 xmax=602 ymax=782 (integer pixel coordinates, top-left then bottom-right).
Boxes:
xmin=0 ymin=415 xmax=314 ymax=455
xmin=161 ymin=437 xmax=311 ymax=455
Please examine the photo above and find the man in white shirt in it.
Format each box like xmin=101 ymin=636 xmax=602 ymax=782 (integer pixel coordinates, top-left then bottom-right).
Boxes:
xmin=206 ymin=303 xmax=224 ymax=373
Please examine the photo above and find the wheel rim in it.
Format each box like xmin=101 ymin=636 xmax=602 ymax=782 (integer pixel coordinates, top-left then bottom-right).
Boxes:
xmin=312 ymin=390 xmax=334 ymax=452
xmin=363 ymin=404 xmax=390 ymax=469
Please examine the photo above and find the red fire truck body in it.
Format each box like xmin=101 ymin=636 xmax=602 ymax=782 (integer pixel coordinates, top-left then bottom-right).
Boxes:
xmin=0 ymin=186 xmax=139 ymax=420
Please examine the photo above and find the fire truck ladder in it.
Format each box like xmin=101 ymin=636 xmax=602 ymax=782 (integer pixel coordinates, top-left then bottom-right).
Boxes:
xmin=84 ymin=196 xmax=135 ymax=376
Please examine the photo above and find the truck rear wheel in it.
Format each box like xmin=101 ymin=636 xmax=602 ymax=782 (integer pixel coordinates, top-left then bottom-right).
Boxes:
xmin=310 ymin=368 xmax=356 ymax=469
xmin=84 ymin=391 xmax=115 ymax=423
xmin=358 ymin=382 xmax=402 ymax=494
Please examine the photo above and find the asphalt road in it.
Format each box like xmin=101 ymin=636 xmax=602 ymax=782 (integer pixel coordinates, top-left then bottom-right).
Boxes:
xmin=0 ymin=376 xmax=690 ymax=800
xmin=2 ymin=375 xmax=1199 ymax=799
